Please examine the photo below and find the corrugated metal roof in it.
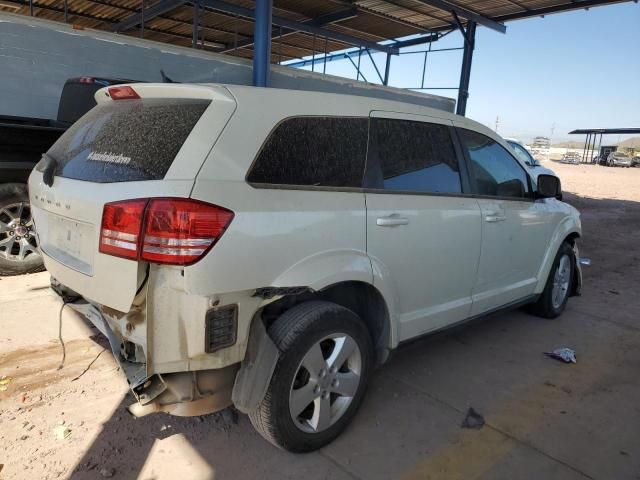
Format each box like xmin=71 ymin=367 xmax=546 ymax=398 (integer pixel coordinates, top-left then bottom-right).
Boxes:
xmin=0 ymin=0 xmax=630 ymax=61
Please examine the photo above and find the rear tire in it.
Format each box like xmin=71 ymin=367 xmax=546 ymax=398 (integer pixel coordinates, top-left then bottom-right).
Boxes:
xmin=529 ymin=242 xmax=574 ymax=319
xmin=249 ymin=301 xmax=373 ymax=452
xmin=0 ymin=184 xmax=44 ymax=276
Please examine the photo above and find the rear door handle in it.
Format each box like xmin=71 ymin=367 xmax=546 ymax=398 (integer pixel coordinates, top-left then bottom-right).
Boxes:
xmin=376 ymin=216 xmax=409 ymax=227
xmin=484 ymin=211 xmax=506 ymax=222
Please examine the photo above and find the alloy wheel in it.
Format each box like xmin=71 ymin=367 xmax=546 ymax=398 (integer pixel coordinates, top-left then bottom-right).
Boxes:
xmin=289 ymin=333 xmax=362 ymax=433
xmin=0 ymin=202 xmax=40 ymax=262
xmin=551 ymin=254 xmax=571 ymax=309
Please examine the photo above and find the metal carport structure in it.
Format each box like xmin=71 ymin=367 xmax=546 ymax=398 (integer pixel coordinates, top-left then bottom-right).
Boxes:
xmin=570 ymin=128 xmax=640 ymax=164
xmin=1 ymin=0 xmax=634 ymax=115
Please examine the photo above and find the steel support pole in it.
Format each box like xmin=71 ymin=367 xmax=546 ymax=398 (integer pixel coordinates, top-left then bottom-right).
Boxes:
xmin=383 ymin=53 xmax=391 ymax=85
xmin=252 ymin=0 xmax=273 ymax=87
xmin=582 ymin=134 xmax=590 ymax=164
xmin=63 ymin=0 xmax=68 ymax=22
xmin=140 ymin=0 xmax=145 ymax=38
xmin=456 ymin=21 xmax=476 ymax=116
xmin=192 ymin=1 xmax=199 ymax=48
xmin=596 ymin=133 xmax=603 ymax=163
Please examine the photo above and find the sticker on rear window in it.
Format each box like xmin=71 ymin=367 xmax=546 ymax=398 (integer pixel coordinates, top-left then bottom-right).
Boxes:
xmin=87 ymin=151 xmax=132 ymax=165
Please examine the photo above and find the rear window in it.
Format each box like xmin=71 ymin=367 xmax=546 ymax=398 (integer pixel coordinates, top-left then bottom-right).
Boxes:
xmin=246 ymin=116 xmax=368 ymax=188
xmin=368 ymin=118 xmax=462 ymax=194
xmin=43 ymin=98 xmax=210 ymax=183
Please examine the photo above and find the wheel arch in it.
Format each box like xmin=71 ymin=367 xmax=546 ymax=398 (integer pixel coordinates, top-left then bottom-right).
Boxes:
xmin=259 ymin=280 xmax=392 ymax=364
xmin=232 ymin=280 xmax=393 ymax=414
xmin=534 ymin=217 xmax=582 ymax=294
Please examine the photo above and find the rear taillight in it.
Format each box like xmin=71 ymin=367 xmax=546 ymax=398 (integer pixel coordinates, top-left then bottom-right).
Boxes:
xmin=99 ymin=198 xmax=234 ymax=265
xmin=100 ymin=200 xmax=146 ymax=260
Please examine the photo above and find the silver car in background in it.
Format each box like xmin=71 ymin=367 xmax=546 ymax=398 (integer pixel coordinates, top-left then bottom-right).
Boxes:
xmin=607 ymin=151 xmax=632 ymax=167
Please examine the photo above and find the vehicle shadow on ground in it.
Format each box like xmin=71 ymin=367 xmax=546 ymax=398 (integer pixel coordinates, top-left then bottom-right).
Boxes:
xmin=67 ymin=190 xmax=640 ymax=480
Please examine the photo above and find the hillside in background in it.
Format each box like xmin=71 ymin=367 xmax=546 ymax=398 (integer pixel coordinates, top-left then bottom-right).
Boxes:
xmin=552 ymin=137 xmax=640 ymax=149
xmin=552 ymin=141 xmax=584 ymax=148
xmin=618 ymin=137 xmax=640 ymax=148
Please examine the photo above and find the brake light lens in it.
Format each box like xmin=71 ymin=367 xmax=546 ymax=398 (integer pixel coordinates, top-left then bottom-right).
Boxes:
xmin=99 ymin=200 xmax=147 ymax=259
xmin=142 ymin=199 xmax=234 ymax=265
xmin=108 ymin=86 xmax=140 ymax=100
xmin=99 ymin=198 xmax=234 ymax=265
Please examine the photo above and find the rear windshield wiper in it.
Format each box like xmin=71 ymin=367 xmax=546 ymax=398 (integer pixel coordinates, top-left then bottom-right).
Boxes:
xmin=41 ymin=152 xmax=58 ymax=187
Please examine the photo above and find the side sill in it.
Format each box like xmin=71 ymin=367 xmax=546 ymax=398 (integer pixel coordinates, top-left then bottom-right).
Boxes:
xmin=397 ymin=294 xmax=540 ymax=349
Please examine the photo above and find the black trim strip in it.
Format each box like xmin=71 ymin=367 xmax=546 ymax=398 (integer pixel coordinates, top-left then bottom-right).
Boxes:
xmin=397 ymin=294 xmax=539 ymax=348
xmin=247 ymin=181 xmax=539 ymax=203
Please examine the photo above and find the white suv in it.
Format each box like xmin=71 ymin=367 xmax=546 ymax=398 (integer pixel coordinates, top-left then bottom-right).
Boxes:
xmin=29 ymin=83 xmax=582 ymax=452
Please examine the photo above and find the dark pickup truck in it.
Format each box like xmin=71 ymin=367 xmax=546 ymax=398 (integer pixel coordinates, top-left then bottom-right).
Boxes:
xmin=0 ymin=77 xmax=129 ymax=275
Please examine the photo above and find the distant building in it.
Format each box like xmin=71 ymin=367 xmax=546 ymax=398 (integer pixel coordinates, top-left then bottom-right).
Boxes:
xmin=532 ymin=136 xmax=551 ymax=149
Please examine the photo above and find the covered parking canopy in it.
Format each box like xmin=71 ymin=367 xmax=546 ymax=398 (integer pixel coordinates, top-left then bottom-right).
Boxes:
xmin=2 ymin=0 xmax=633 ymax=114
xmin=570 ymin=128 xmax=640 ymax=163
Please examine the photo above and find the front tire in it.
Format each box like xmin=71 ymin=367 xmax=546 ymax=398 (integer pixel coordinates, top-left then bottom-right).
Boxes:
xmin=529 ymin=242 xmax=574 ymax=319
xmin=0 ymin=184 xmax=44 ymax=276
xmin=249 ymin=301 xmax=373 ymax=452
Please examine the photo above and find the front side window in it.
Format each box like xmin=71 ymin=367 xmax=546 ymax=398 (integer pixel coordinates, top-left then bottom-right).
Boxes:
xmin=246 ymin=117 xmax=368 ymax=188
xmin=369 ymin=118 xmax=462 ymax=194
xmin=459 ymin=129 xmax=530 ymax=199
xmin=508 ymin=141 xmax=539 ymax=167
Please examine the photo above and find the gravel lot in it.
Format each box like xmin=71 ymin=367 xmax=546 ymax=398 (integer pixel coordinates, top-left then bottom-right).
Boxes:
xmin=1 ymin=161 xmax=639 ymax=480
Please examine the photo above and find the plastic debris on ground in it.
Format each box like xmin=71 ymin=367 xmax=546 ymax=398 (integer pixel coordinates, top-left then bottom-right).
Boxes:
xmin=100 ymin=467 xmax=116 ymax=478
xmin=52 ymin=425 xmax=72 ymax=440
xmin=544 ymin=347 xmax=577 ymax=364
xmin=461 ymin=407 xmax=485 ymax=430
xmin=0 ymin=376 xmax=11 ymax=391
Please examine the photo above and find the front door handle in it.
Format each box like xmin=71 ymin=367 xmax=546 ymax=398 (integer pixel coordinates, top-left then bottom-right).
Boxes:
xmin=376 ymin=216 xmax=409 ymax=227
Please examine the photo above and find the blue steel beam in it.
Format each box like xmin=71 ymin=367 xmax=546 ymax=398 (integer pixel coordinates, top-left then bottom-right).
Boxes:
xmin=456 ymin=20 xmax=476 ymax=115
xmin=285 ymin=33 xmax=439 ymax=69
xmin=222 ymin=8 xmax=358 ymax=53
xmin=113 ymin=0 xmax=184 ymax=32
xmin=199 ymin=0 xmax=399 ymax=54
xmin=253 ymin=0 xmax=272 ymax=87
xmin=414 ymin=0 xmax=506 ymax=33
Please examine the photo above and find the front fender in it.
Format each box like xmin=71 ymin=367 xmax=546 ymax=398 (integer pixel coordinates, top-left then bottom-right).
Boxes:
xmin=534 ymin=214 xmax=582 ymax=294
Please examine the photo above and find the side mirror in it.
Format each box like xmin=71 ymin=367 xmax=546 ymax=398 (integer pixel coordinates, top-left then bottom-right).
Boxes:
xmin=536 ymin=174 xmax=562 ymax=200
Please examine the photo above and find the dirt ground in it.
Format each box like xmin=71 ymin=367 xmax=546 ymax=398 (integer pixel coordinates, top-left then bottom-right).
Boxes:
xmin=1 ymin=161 xmax=639 ymax=480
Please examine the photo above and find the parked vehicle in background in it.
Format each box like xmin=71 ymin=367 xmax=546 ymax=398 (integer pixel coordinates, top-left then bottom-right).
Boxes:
xmin=561 ymin=152 xmax=581 ymax=164
xmin=505 ymin=138 xmax=555 ymax=184
xmin=607 ymin=151 xmax=632 ymax=167
xmin=31 ymin=83 xmax=583 ymax=452
xmin=0 ymin=77 xmax=131 ymax=275
xmin=632 ymin=156 xmax=640 ymax=167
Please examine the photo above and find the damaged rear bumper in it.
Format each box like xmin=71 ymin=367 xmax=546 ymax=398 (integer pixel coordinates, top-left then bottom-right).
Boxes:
xmin=55 ymin=288 xmax=238 ymax=416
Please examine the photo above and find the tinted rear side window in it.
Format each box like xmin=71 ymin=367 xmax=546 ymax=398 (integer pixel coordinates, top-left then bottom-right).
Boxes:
xmin=368 ymin=118 xmax=461 ymax=194
xmin=44 ymin=98 xmax=210 ymax=183
xmin=247 ymin=117 xmax=368 ymax=188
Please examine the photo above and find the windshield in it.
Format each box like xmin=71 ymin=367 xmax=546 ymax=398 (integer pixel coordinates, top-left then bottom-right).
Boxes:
xmin=613 ymin=152 xmax=629 ymax=158
xmin=507 ymin=141 xmax=540 ymax=167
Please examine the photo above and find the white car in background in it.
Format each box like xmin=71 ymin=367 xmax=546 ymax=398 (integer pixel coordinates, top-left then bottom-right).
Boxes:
xmin=30 ymin=83 xmax=583 ymax=452
xmin=505 ymin=138 xmax=555 ymax=183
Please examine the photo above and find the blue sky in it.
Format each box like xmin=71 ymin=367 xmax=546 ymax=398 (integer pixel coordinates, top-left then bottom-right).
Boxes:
xmin=293 ymin=2 xmax=640 ymax=143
